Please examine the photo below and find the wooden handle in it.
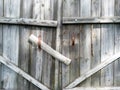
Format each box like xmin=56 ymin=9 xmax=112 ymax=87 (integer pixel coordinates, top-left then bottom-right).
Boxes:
xmin=28 ymin=34 xmax=71 ymax=65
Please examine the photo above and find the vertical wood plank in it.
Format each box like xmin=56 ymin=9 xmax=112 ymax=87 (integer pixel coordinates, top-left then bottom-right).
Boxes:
xmin=17 ymin=0 xmax=33 ymax=90
xmin=54 ymin=0 xmax=63 ymax=89
xmin=114 ymin=0 xmax=120 ymax=86
xmin=30 ymin=0 xmax=43 ymax=90
xmin=79 ymin=0 xmax=91 ymax=86
xmin=101 ymin=0 xmax=114 ymax=86
xmin=2 ymin=0 xmax=20 ymax=89
xmin=62 ymin=0 xmax=80 ymax=88
xmin=91 ymin=0 xmax=101 ymax=87
xmin=0 ymin=0 xmax=3 ymax=88
xmin=42 ymin=0 xmax=55 ymax=89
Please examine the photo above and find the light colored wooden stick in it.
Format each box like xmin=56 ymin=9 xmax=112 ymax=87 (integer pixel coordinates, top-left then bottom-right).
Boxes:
xmin=65 ymin=52 xmax=120 ymax=88
xmin=0 ymin=56 xmax=49 ymax=90
xmin=28 ymin=34 xmax=71 ymax=65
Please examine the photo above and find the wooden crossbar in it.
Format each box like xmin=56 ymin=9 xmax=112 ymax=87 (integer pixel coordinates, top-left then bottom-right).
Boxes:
xmin=63 ymin=87 xmax=120 ymax=90
xmin=0 ymin=17 xmax=57 ymax=27
xmin=0 ymin=56 xmax=50 ymax=90
xmin=65 ymin=52 xmax=120 ymax=89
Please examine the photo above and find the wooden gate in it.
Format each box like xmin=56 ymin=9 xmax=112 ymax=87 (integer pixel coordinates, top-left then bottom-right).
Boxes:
xmin=0 ymin=0 xmax=120 ymax=90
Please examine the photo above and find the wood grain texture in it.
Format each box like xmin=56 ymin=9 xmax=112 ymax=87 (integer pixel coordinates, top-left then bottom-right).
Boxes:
xmin=0 ymin=56 xmax=50 ymax=90
xmin=65 ymin=52 xmax=120 ymax=89
xmin=91 ymin=0 xmax=101 ymax=87
xmin=54 ymin=0 xmax=63 ymax=89
xmin=101 ymin=0 xmax=114 ymax=87
xmin=17 ymin=0 xmax=32 ymax=89
xmin=79 ymin=0 xmax=91 ymax=87
xmin=0 ymin=0 xmax=3 ymax=88
xmin=114 ymin=0 xmax=120 ymax=86
xmin=30 ymin=1 xmax=43 ymax=90
xmin=0 ymin=17 xmax=57 ymax=27
xmin=62 ymin=0 xmax=80 ymax=88
xmin=2 ymin=0 xmax=20 ymax=89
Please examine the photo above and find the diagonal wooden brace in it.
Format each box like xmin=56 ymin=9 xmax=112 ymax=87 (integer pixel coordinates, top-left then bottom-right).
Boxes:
xmin=0 ymin=56 xmax=49 ymax=90
xmin=28 ymin=34 xmax=71 ymax=65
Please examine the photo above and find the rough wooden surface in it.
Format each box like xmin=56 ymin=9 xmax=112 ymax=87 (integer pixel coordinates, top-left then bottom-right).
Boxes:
xmin=17 ymin=0 xmax=32 ymax=89
xmin=0 ymin=17 xmax=57 ymax=27
xmin=2 ymin=0 xmax=20 ymax=89
xmin=0 ymin=56 xmax=50 ymax=90
xmin=91 ymin=0 xmax=101 ymax=87
xmin=101 ymin=0 xmax=114 ymax=86
xmin=79 ymin=0 xmax=91 ymax=87
xmin=65 ymin=52 xmax=120 ymax=89
xmin=64 ymin=87 xmax=120 ymax=90
xmin=114 ymin=0 xmax=120 ymax=86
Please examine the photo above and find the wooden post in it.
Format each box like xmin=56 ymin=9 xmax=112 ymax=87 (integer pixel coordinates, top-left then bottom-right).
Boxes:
xmin=28 ymin=34 xmax=71 ymax=65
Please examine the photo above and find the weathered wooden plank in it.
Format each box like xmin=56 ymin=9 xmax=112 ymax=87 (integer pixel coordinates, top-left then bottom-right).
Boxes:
xmin=30 ymin=0 xmax=44 ymax=90
xmin=114 ymin=0 xmax=120 ymax=86
xmin=65 ymin=52 xmax=120 ymax=89
xmin=64 ymin=87 xmax=120 ymax=90
xmin=63 ymin=17 xmax=120 ymax=24
xmin=0 ymin=56 xmax=50 ymax=90
xmin=79 ymin=0 xmax=91 ymax=87
xmin=0 ymin=17 xmax=57 ymax=27
xmin=54 ymin=0 xmax=63 ymax=89
xmin=2 ymin=0 xmax=20 ymax=89
xmin=101 ymin=0 xmax=114 ymax=87
xmin=0 ymin=0 xmax=3 ymax=88
xmin=62 ymin=0 xmax=80 ymax=88
xmin=114 ymin=25 xmax=120 ymax=86
xmin=17 ymin=0 xmax=32 ymax=89
xmin=91 ymin=0 xmax=101 ymax=87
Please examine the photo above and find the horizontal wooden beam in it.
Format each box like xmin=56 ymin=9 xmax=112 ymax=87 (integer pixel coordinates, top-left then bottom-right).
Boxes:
xmin=0 ymin=17 xmax=57 ymax=27
xmin=63 ymin=17 xmax=120 ymax=24
xmin=65 ymin=52 xmax=120 ymax=89
xmin=28 ymin=34 xmax=71 ymax=65
xmin=64 ymin=87 xmax=120 ymax=90
xmin=0 ymin=56 xmax=50 ymax=90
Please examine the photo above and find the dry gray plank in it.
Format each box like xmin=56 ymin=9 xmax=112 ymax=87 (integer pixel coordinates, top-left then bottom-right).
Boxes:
xmin=2 ymin=0 xmax=20 ymax=89
xmin=30 ymin=0 xmax=44 ymax=90
xmin=0 ymin=0 xmax=3 ymax=88
xmin=54 ymin=0 xmax=63 ymax=89
xmin=114 ymin=0 xmax=120 ymax=86
xmin=0 ymin=17 xmax=57 ymax=27
xmin=17 ymin=0 xmax=32 ymax=90
xmin=65 ymin=52 xmax=120 ymax=89
xmin=62 ymin=0 xmax=80 ymax=88
xmin=101 ymin=24 xmax=114 ymax=86
xmin=62 ymin=26 xmax=70 ymax=87
xmin=64 ymin=87 xmax=120 ymax=90
xmin=91 ymin=0 xmax=101 ymax=87
xmin=0 ymin=56 xmax=50 ymax=90
xmin=79 ymin=0 xmax=91 ymax=87
xmin=114 ymin=25 xmax=120 ymax=86
xmin=101 ymin=0 xmax=114 ymax=87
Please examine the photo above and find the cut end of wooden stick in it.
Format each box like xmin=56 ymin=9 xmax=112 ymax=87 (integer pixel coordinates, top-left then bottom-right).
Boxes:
xmin=28 ymin=34 xmax=38 ymax=47
xmin=64 ymin=59 xmax=71 ymax=65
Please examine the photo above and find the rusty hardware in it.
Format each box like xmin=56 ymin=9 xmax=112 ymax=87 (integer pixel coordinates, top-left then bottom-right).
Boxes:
xmin=38 ymin=35 xmax=41 ymax=50
xmin=71 ymin=33 xmax=75 ymax=46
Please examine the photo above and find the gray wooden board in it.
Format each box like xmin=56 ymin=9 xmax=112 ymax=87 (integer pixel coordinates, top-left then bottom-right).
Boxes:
xmin=114 ymin=0 xmax=120 ymax=86
xmin=30 ymin=0 xmax=43 ymax=90
xmin=91 ymin=0 xmax=101 ymax=87
xmin=101 ymin=0 xmax=114 ymax=87
xmin=62 ymin=0 xmax=80 ymax=88
xmin=101 ymin=24 xmax=114 ymax=86
xmin=79 ymin=0 xmax=91 ymax=86
xmin=17 ymin=0 xmax=32 ymax=90
xmin=54 ymin=0 xmax=63 ymax=89
xmin=2 ymin=0 xmax=20 ymax=89
xmin=0 ymin=0 xmax=3 ymax=88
